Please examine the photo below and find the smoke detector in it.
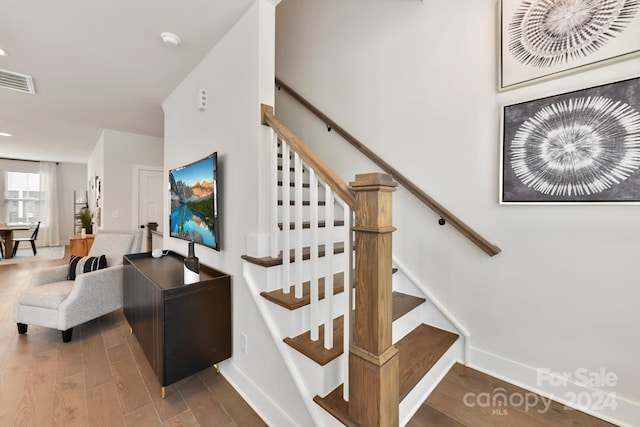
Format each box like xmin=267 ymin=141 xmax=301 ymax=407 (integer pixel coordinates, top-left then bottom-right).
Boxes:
xmin=160 ymin=32 xmax=181 ymax=48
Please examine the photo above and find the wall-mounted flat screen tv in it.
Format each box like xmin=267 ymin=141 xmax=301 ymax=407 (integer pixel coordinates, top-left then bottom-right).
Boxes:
xmin=169 ymin=152 xmax=219 ymax=251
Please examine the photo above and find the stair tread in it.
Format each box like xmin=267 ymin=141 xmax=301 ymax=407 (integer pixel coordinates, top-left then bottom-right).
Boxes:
xmin=277 ymin=220 xmax=345 ymax=230
xmin=313 ymin=324 xmax=459 ymax=424
xmin=261 ymin=273 xmax=345 ymax=311
xmin=283 ymin=292 xmax=427 ymax=363
xmin=284 ymin=316 xmax=344 ymax=366
xmin=312 ymin=385 xmax=353 ymax=427
xmin=397 ymin=324 xmax=459 ymax=401
xmin=392 ymin=292 xmax=426 ymax=321
xmin=241 ymin=242 xmax=345 ymax=267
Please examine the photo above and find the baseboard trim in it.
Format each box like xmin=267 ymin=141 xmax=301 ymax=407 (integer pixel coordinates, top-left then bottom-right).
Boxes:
xmin=221 ymin=361 xmax=300 ymax=427
xmin=468 ymin=346 xmax=639 ymax=427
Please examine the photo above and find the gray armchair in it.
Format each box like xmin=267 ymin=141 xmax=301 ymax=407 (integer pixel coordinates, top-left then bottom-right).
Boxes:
xmin=14 ymin=229 xmax=142 ymax=342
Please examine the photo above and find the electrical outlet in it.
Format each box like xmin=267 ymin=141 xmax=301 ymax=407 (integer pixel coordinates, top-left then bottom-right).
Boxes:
xmin=240 ymin=332 xmax=248 ymax=354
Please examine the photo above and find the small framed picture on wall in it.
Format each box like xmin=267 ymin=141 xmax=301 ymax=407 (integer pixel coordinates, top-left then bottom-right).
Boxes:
xmin=499 ymin=0 xmax=640 ymax=90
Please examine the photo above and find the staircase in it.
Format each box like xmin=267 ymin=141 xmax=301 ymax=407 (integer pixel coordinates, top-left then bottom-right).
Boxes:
xmin=241 ymin=105 xmax=467 ymax=426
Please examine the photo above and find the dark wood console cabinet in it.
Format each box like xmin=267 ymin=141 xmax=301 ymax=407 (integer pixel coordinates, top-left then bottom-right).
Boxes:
xmin=123 ymin=251 xmax=231 ymax=389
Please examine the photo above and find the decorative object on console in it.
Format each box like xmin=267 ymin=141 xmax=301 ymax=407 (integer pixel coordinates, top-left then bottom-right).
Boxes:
xmin=169 ymin=152 xmax=219 ymax=251
xmin=78 ymin=207 xmax=93 ymax=234
xmin=151 ymin=248 xmax=163 ymax=258
xmin=500 ymin=76 xmax=640 ymax=204
xmin=499 ymin=0 xmax=640 ymax=90
xmin=183 ymin=241 xmax=200 ymax=284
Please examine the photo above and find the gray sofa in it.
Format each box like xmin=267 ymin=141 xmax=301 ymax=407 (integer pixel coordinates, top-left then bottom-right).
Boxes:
xmin=14 ymin=229 xmax=142 ymax=342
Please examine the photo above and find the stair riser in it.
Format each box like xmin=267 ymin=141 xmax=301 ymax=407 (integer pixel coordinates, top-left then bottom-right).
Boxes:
xmin=287 ymin=347 xmax=344 ymax=399
xmin=393 ymin=268 xmax=459 ymax=335
xmin=276 ymin=292 xmax=347 ymax=339
xmin=392 ymin=302 xmax=424 ymax=344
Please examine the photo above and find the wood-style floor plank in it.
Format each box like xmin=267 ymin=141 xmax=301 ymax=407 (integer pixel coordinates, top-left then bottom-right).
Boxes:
xmin=123 ymin=403 xmax=162 ymax=427
xmin=14 ymin=347 xmax=58 ymax=427
xmin=408 ymin=363 xmax=618 ymax=427
xmin=163 ymin=410 xmax=201 ymax=427
xmin=52 ymin=371 xmax=88 ymax=427
xmin=82 ymin=320 xmax=113 ymax=390
xmin=87 ymin=382 xmax=126 ymax=427
xmin=199 ymin=367 xmax=268 ymax=427
xmin=111 ymin=356 xmax=153 ymax=415
xmin=407 ymin=402 xmax=465 ymax=427
xmin=0 ymin=250 xmax=265 ymax=427
xmin=177 ymin=375 xmax=234 ymax=427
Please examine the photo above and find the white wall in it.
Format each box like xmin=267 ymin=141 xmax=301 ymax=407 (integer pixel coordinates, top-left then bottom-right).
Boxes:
xmin=162 ymin=1 xmax=312 ymax=425
xmin=276 ymin=0 xmax=640 ymax=423
xmin=87 ymin=132 xmax=105 ymax=229
xmin=88 ymin=129 xmax=163 ymax=231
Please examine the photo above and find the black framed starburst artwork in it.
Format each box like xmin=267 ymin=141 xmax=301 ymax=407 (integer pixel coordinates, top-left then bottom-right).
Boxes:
xmin=500 ymin=76 xmax=640 ymax=204
xmin=500 ymin=0 xmax=640 ymax=90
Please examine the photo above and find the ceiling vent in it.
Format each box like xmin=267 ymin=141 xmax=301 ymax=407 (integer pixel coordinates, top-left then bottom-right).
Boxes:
xmin=0 ymin=69 xmax=36 ymax=94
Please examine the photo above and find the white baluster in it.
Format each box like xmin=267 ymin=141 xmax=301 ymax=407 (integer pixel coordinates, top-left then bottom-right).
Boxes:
xmin=294 ymin=153 xmax=304 ymax=298
xmin=309 ymin=170 xmax=319 ymax=341
xmin=282 ymin=143 xmax=291 ymax=294
xmin=342 ymin=204 xmax=354 ymax=400
xmin=270 ymin=131 xmax=279 ymax=258
xmin=324 ymin=186 xmax=334 ymax=349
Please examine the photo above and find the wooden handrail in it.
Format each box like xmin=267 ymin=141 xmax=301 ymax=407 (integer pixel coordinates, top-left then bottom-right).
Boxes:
xmin=275 ymin=78 xmax=501 ymax=257
xmin=261 ymin=104 xmax=356 ymax=209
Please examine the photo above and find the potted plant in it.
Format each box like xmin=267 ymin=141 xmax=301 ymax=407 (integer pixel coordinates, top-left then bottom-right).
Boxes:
xmin=78 ymin=208 xmax=93 ymax=235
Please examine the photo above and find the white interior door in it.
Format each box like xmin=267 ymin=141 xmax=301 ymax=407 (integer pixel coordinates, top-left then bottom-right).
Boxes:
xmin=138 ymin=168 xmax=164 ymax=252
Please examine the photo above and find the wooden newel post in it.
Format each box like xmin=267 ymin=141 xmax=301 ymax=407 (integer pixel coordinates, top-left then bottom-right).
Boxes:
xmin=348 ymin=173 xmax=399 ymax=427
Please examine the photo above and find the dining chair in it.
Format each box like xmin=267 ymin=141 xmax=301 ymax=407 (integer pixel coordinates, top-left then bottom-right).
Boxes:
xmin=11 ymin=221 xmax=41 ymax=257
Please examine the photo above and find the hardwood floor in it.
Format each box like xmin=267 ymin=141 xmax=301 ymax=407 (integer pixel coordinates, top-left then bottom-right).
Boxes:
xmin=408 ymin=363 xmax=618 ymax=427
xmin=0 ymin=250 xmax=266 ymax=427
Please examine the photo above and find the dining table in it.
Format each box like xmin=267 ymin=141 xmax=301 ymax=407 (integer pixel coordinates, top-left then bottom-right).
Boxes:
xmin=0 ymin=224 xmax=32 ymax=259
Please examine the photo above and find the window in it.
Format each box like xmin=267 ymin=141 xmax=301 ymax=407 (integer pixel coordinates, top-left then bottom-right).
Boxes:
xmin=4 ymin=172 xmax=41 ymax=225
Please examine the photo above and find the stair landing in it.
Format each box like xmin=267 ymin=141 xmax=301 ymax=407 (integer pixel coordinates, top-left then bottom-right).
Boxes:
xmin=407 ymin=363 xmax=618 ymax=427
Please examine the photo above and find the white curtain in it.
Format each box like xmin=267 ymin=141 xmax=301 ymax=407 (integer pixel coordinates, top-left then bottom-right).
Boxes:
xmin=39 ymin=162 xmax=60 ymax=246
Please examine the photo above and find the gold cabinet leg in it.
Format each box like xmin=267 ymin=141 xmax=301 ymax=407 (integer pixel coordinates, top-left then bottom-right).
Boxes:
xmin=215 ymin=363 xmax=220 ymax=374
xmin=161 ymin=386 xmax=166 ymax=399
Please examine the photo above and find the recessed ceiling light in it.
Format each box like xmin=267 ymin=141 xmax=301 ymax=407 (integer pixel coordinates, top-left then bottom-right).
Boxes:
xmin=160 ymin=32 xmax=181 ymax=48
xmin=0 ymin=48 xmax=7 ymax=56
xmin=0 ymin=132 xmax=12 ymax=137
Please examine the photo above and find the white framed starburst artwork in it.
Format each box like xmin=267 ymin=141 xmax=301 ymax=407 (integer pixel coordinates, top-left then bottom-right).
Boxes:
xmin=499 ymin=0 xmax=640 ymax=90
xmin=500 ymin=76 xmax=640 ymax=203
